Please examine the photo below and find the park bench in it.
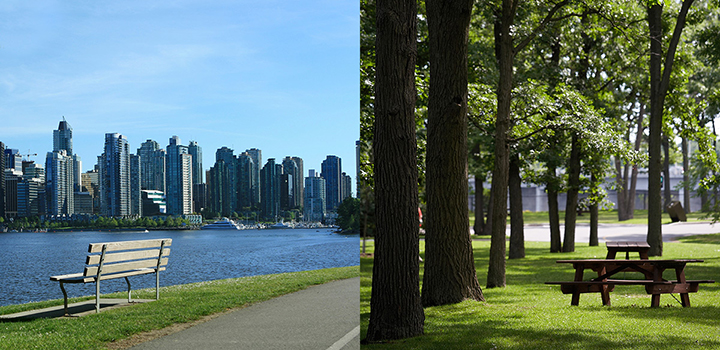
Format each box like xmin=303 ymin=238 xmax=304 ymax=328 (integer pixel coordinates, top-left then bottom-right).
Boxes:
xmin=49 ymin=238 xmax=171 ymax=316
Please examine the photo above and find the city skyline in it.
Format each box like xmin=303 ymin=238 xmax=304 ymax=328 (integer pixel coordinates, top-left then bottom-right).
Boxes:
xmin=0 ymin=1 xmax=358 ymax=193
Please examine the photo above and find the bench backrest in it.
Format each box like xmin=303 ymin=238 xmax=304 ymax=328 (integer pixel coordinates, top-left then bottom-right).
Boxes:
xmin=83 ymin=239 xmax=172 ymax=279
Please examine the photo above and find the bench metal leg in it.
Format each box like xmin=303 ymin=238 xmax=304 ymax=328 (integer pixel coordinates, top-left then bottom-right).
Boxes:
xmin=60 ymin=282 xmax=69 ymax=316
xmin=96 ymin=280 xmax=100 ymax=313
xmin=125 ymin=277 xmax=132 ymax=303
xmin=156 ymin=272 xmax=160 ymax=300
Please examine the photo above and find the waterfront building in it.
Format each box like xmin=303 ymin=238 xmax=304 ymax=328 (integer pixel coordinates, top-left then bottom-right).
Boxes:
xmin=282 ymin=157 xmax=304 ymax=209
xmin=142 ymin=190 xmax=167 ymax=216
xmin=4 ymin=148 xmax=22 ymax=171
xmin=45 ymin=150 xmax=74 ymax=216
xmin=236 ymin=152 xmax=254 ymax=210
xmin=4 ymin=169 xmax=21 ymax=218
xmin=53 ymin=118 xmax=73 ymax=155
xmin=73 ymin=191 xmax=93 ymax=214
xmin=292 ymin=157 xmax=304 ymax=209
xmin=166 ymin=136 xmax=193 ymax=215
xmin=341 ymin=172 xmax=352 ymax=201
xmin=22 ymin=161 xmax=45 ymax=181
xmin=321 ymin=155 xmax=342 ymax=211
xmin=260 ymin=158 xmax=281 ymax=220
xmin=280 ymin=172 xmax=293 ymax=211
xmin=18 ymin=177 xmax=44 ymax=217
xmin=137 ymin=140 xmax=166 ymax=192
xmin=188 ymin=141 xmax=203 ymax=185
xmin=130 ymin=154 xmax=142 ymax=216
xmin=304 ymin=169 xmax=326 ymax=222
xmin=193 ymin=183 xmax=207 ymax=214
xmin=82 ymin=169 xmax=99 ymax=213
xmin=99 ymin=133 xmax=131 ymax=216
xmin=207 ymin=151 xmax=235 ymax=217
xmin=246 ymin=148 xmax=262 ymax=207
xmin=0 ymin=141 xmax=5 ymax=218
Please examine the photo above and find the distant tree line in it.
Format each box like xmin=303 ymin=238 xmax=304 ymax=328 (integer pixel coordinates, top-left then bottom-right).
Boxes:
xmin=0 ymin=215 xmax=191 ymax=231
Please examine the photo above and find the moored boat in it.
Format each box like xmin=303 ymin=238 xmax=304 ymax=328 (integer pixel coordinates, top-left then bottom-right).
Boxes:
xmin=201 ymin=218 xmax=242 ymax=230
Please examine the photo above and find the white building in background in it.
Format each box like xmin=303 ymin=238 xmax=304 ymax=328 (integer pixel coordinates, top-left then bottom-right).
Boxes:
xmin=469 ymin=165 xmax=701 ymax=213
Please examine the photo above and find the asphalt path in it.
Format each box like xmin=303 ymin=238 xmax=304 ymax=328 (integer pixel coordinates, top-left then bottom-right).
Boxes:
xmin=130 ymin=277 xmax=360 ymax=350
xmin=500 ymin=221 xmax=720 ymax=243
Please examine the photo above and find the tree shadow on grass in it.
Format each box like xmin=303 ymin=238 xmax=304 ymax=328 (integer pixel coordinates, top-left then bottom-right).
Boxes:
xmin=362 ymin=302 xmax=720 ymax=349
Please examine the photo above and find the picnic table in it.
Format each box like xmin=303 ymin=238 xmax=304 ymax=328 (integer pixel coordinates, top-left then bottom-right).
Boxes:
xmin=546 ymin=259 xmax=714 ymax=307
xmin=605 ymin=241 xmax=650 ymax=260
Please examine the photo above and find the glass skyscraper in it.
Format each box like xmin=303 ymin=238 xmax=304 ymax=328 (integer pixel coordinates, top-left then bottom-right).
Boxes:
xmin=304 ymin=169 xmax=326 ymax=222
xmin=321 ymin=155 xmax=342 ymax=211
xmin=138 ymin=140 xmax=166 ymax=192
xmin=246 ymin=148 xmax=262 ymax=207
xmin=166 ymin=136 xmax=193 ymax=215
xmin=99 ymin=133 xmax=130 ymax=216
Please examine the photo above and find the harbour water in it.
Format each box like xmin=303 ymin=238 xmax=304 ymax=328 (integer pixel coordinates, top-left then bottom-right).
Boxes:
xmin=0 ymin=228 xmax=359 ymax=307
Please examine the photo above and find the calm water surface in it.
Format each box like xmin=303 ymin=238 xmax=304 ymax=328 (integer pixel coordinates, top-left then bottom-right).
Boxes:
xmin=0 ymin=228 xmax=359 ymax=307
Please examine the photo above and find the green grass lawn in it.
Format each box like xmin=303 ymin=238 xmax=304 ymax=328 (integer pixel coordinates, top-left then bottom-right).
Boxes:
xmin=469 ymin=209 xmax=713 ymax=227
xmin=0 ymin=266 xmax=358 ymax=350
xmin=361 ymin=236 xmax=720 ymax=349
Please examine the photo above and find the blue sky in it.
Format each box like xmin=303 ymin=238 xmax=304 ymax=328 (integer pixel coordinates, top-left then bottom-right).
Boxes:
xmin=0 ymin=0 xmax=358 ymax=191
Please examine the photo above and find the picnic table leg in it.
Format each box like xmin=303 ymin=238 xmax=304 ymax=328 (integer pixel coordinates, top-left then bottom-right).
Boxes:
xmin=571 ymin=264 xmax=584 ymax=306
xmin=675 ymin=267 xmax=691 ymax=307
xmin=600 ymin=284 xmax=611 ymax=306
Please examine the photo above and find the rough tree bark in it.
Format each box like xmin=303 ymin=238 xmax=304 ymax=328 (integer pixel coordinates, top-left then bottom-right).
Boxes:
xmin=487 ymin=0 xmax=515 ymax=289
xmin=589 ymin=173 xmax=599 ymax=246
xmin=509 ymin=154 xmax=525 ymax=259
xmin=365 ymin=0 xmax=424 ymax=341
xmin=647 ymin=0 xmax=694 ymax=256
xmin=563 ymin=134 xmax=581 ymax=252
xmin=547 ymin=165 xmax=562 ymax=252
xmin=422 ymin=0 xmax=484 ymax=307
xmin=663 ymin=136 xmax=672 ymax=208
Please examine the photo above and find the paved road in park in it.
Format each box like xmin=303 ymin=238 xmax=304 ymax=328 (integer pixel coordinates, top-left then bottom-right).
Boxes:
xmin=496 ymin=221 xmax=720 ymax=243
xmin=130 ymin=277 xmax=359 ymax=350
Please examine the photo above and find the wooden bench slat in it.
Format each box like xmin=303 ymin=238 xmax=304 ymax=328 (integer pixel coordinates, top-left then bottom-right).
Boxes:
xmin=88 ymin=239 xmax=172 ymax=253
xmin=97 ymin=267 xmax=167 ymax=281
xmin=85 ymin=257 xmax=169 ymax=276
xmin=86 ymin=248 xmax=170 ymax=265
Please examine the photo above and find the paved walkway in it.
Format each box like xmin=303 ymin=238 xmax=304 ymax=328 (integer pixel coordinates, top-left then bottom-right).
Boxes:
xmin=130 ymin=277 xmax=360 ymax=350
xmin=517 ymin=221 xmax=720 ymax=243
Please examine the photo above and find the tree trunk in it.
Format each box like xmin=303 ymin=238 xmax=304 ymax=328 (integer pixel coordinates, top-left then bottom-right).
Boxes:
xmin=589 ymin=173 xmax=599 ymax=246
xmin=647 ymin=0 xmax=694 ymax=256
xmin=682 ymin=136 xmax=690 ymax=212
xmin=487 ymin=0 xmax=515 ymax=289
xmin=422 ymin=0 xmax=484 ymax=307
xmin=662 ymin=136 xmax=672 ymax=209
xmin=647 ymin=3 xmax=664 ymax=255
xmin=485 ymin=190 xmax=493 ymax=236
xmin=563 ymin=134 xmax=581 ymax=252
xmin=508 ymin=154 xmax=525 ymax=259
xmin=474 ymin=175 xmax=485 ymax=235
xmin=365 ymin=0 xmax=424 ymax=341
xmin=547 ymin=166 xmax=561 ymax=253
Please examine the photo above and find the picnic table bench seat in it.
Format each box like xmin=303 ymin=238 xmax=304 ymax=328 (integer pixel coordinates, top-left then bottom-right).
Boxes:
xmin=49 ymin=238 xmax=171 ymax=316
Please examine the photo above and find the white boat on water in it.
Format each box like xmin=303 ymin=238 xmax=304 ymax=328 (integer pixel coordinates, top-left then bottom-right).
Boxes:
xmin=267 ymin=219 xmax=292 ymax=229
xmin=202 ymin=218 xmax=242 ymax=230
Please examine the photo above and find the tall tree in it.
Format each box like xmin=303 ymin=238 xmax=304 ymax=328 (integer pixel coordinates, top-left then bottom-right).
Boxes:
xmin=422 ymin=0 xmax=485 ymax=307
xmin=487 ymin=0 xmax=573 ymax=288
xmin=365 ymin=0 xmax=425 ymax=341
xmin=647 ymin=0 xmax=695 ymax=256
